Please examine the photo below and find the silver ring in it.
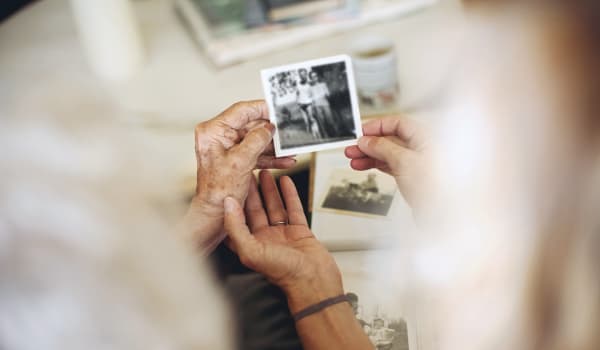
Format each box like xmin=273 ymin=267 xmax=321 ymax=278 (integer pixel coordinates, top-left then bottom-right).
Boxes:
xmin=271 ymin=221 xmax=287 ymax=226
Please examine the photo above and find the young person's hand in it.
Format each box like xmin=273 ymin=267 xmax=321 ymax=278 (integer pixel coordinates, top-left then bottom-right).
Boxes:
xmin=182 ymin=101 xmax=296 ymax=254
xmin=223 ymin=170 xmax=343 ymax=314
xmin=345 ymin=116 xmax=430 ymax=211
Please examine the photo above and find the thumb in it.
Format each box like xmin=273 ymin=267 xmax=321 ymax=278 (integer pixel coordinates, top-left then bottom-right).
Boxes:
xmin=223 ymin=197 xmax=261 ymax=265
xmin=357 ymin=136 xmax=410 ymax=172
xmin=232 ymin=124 xmax=274 ymax=163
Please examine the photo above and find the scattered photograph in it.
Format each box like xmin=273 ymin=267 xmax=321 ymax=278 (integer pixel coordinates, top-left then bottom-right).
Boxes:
xmin=261 ymin=55 xmax=362 ymax=157
xmin=347 ymin=292 xmax=411 ymax=350
xmin=318 ymin=168 xmax=397 ymax=218
xmin=335 ymin=251 xmax=417 ymax=350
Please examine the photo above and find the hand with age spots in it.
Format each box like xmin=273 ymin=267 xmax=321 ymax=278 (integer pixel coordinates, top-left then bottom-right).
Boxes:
xmin=182 ymin=101 xmax=296 ymax=254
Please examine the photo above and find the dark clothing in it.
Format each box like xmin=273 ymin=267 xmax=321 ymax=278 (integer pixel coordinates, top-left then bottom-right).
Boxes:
xmin=1 ymin=0 xmax=33 ymax=22
xmin=211 ymin=244 xmax=303 ymax=350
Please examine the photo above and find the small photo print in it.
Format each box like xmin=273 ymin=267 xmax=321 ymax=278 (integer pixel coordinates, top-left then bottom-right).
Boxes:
xmin=261 ymin=55 xmax=362 ymax=157
xmin=318 ymin=168 xmax=397 ymax=218
xmin=347 ymin=292 xmax=411 ymax=350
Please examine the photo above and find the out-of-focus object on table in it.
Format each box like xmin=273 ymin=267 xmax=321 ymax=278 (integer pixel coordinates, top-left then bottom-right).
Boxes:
xmin=309 ymin=149 xmax=416 ymax=251
xmin=70 ymin=0 xmax=145 ymax=81
xmin=175 ymin=0 xmax=438 ymax=67
xmin=0 ymin=0 xmax=464 ymax=198
xmin=349 ymin=34 xmax=399 ymax=114
xmin=266 ymin=0 xmax=345 ymax=22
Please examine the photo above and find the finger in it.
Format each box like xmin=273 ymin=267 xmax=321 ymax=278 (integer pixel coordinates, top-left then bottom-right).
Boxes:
xmin=280 ymin=176 xmax=308 ymax=226
xmin=357 ymin=136 xmax=411 ymax=174
xmin=256 ymin=156 xmax=297 ymax=169
xmin=362 ymin=117 xmax=426 ymax=150
xmin=259 ymin=170 xmax=288 ymax=225
xmin=350 ymin=157 xmax=377 ymax=171
xmin=223 ymin=197 xmax=256 ymax=256
xmin=345 ymin=136 xmax=406 ymax=160
xmin=239 ymin=122 xmax=277 ymax=156
xmin=362 ymin=116 xmax=413 ymax=136
xmin=244 ymin=119 xmax=270 ymax=132
xmin=240 ymin=121 xmax=274 ymax=155
xmin=261 ymin=142 xmax=275 ymax=156
xmin=231 ymin=124 xmax=275 ymax=164
xmin=245 ymin=176 xmax=269 ymax=231
xmin=345 ymin=145 xmax=367 ymax=159
xmin=217 ymin=100 xmax=269 ymax=130
xmin=194 ymin=124 xmax=232 ymax=163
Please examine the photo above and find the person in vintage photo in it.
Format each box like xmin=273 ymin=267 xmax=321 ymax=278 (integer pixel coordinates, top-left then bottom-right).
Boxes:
xmin=347 ymin=292 xmax=410 ymax=350
xmin=296 ymin=68 xmax=318 ymax=138
xmin=309 ymin=70 xmax=336 ymax=138
xmin=265 ymin=59 xmax=359 ymax=152
xmin=320 ymin=170 xmax=396 ymax=217
xmin=369 ymin=318 xmax=395 ymax=350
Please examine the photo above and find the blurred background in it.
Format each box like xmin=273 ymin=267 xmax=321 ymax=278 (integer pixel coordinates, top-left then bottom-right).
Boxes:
xmin=0 ymin=0 xmax=461 ymax=204
xmin=4 ymin=3 xmax=600 ymax=350
xmin=0 ymin=4 xmax=463 ymax=348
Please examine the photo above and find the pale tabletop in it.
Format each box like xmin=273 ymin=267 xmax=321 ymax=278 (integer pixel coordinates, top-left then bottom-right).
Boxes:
xmin=0 ymin=0 xmax=463 ymax=195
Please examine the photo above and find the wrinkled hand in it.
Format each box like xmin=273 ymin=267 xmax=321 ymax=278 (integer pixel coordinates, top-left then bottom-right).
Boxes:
xmin=345 ymin=116 xmax=429 ymax=210
xmin=194 ymin=100 xmax=296 ymax=209
xmin=184 ymin=101 xmax=296 ymax=254
xmin=224 ymin=170 xmax=343 ymax=313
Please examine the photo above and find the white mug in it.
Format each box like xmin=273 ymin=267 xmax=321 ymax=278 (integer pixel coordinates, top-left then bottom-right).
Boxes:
xmin=70 ymin=0 xmax=145 ymax=82
xmin=349 ymin=35 xmax=399 ymax=111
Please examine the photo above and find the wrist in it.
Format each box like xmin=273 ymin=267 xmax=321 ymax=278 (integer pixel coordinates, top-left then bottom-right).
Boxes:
xmin=190 ymin=192 xmax=225 ymax=217
xmin=292 ymin=294 xmax=351 ymax=322
xmin=282 ymin=270 xmax=344 ymax=314
xmin=181 ymin=196 xmax=225 ymax=251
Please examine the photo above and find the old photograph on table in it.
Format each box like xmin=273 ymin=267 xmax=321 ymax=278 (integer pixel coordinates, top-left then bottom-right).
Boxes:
xmin=335 ymin=251 xmax=418 ymax=350
xmin=349 ymin=292 xmax=412 ymax=350
xmin=261 ymin=55 xmax=362 ymax=157
xmin=318 ymin=168 xmax=397 ymax=218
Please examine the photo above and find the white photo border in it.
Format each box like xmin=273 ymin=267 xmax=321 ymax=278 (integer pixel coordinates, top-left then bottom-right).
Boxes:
xmin=261 ymin=55 xmax=363 ymax=157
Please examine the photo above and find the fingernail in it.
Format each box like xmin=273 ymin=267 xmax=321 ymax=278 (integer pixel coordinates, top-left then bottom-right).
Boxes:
xmin=358 ymin=136 xmax=372 ymax=148
xmin=224 ymin=197 xmax=237 ymax=213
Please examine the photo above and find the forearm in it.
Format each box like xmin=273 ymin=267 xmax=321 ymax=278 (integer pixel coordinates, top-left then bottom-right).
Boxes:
xmin=294 ymin=302 xmax=374 ymax=350
xmin=180 ymin=198 xmax=225 ymax=255
xmin=284 ymin=276 xmax=373 ymax=350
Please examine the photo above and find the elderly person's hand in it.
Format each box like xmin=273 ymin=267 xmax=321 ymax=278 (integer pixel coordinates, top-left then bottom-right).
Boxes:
xmin=223 ymin=170 xmax=374 ymax=349
xmin=224 ymin=170 xmax=342 ymax=312
xmin=344 ymin=116 xmax=430 ymax=212
xmin=182 ymin=101 xmax=296 ymax=254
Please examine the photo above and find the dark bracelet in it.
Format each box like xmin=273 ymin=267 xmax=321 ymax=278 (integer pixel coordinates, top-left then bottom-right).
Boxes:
xmin=292 ymin=294 xmax=350 ymax=322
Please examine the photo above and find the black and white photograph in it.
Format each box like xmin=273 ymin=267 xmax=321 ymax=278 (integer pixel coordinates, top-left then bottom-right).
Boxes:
xmin=261 ymin=55 xmax=362 ymax=157
xmin=318 ymin=168 xmax=397 ymax=218
xmin=348 ymin=292 xmax=411 ymax=350
xmin=335 ymin=251 xmax=418 ymax=350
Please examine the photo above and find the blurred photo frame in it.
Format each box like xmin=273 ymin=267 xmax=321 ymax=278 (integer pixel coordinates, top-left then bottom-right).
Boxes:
xmin=317 ymin=168 xmax=397 ymax=219
xmin=310 ymin=149 xmax=415 ymax=252
xmin=334 ymin=251 xmax=420 ymax=350
xmin=261 ymin=55 xmax=362 ymax=157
